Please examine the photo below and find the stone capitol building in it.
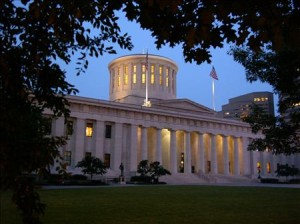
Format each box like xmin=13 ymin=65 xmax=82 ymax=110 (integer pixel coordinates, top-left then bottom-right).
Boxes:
xmin=47 ymin=54 xmax=300 ymax=183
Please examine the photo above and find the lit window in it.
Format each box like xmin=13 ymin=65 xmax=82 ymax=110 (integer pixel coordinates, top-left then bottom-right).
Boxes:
xmin=166 ymin=68 xmax=169 ymax=87
xmin=64 ymin=151 xmax=71 ymax=165
xmin=142 ymin=65 xmax=146 ymax=84
xmin=86 ymin=123 xmax=93 ymax=137
xmin=225 ymin=112 xmax=230 ymax=115
xmin=118 ymin=75 xmax=121 ymax=87
xmin=124 ymin=65 xmax=128 ymax=85
xmin=172 ymin=70 xmax=175 ymax=91
xmin=151 ymin=65 xmax=155 ymax=84
xmin=267 ymin=162 xmax=271 ymax=173
xmin=133 ymin=65 xmax=137 ymax=84
xmin=112 ymin=72 xmax=115 ymax=89
xmin=159 ymin=66 xmax=163 ymax=85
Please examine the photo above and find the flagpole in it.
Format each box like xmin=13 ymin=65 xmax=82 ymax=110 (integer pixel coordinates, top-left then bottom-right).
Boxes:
xmin=212 ymin=78 xmax=215 ymax=111
xmin=145 ymin=51 xmax=148 ymax=103
xmin=143 ymin=50 xmax=151 ymax=107
xmin=209 ymin=65 xmax=218 ymax=111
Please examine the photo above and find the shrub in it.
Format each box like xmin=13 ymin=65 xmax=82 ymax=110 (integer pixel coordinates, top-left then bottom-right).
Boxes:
xmin=260 ymin=178 xmax=279 ymax=183
xmin=70 ymin=174 xmax=87 ymax=181
xmin=289 ymin=179 xmax=300 ymax=184
xmin=130 ymin=175 xmax=152 ymax=184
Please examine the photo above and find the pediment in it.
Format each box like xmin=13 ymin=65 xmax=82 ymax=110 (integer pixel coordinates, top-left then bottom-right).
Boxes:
xmin=151 ymin=98 xmax=215 ymax=116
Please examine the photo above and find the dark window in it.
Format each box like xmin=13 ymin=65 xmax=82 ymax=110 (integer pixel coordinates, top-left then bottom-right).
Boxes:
xmin=85 ymin=152 xmax=92 ymax=158
xmin=64 ymin=151 xmax=71 ymax=165
xmin=43 ymin=117 xmax=52 ymax=135
xmin=105 ymin=125 xmax=112 ymax=138
xmin=66 ymin=120 xmax=73 ymax=136
xmin=104 ymin=153 xmax=111 ymax=168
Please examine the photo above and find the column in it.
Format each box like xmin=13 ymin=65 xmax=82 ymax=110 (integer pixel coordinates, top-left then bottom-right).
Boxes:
xmin=260 ymin=151 xmax=266 ymax=176
xmin=170 ymin=129 xmax=177 ymax=174
xmin=74 ymin=118 xmax=85 ymax=166
xmin=95 ymin=120 xmax=104 ymax=160
xmin=242 ymin=137 xmax=251 ymax=175
xmin=52 ymin=117 xmax=65 ymax=171
xmin=53 ymin=117 xmax=65 ymax=136
xmin=130 ymin=124 xmax=138 ymax=172
xmin=234 ymin=137 xmax=240 ymax=175
xmin=211 ymin=134 xmax=217 ymax=174
xmin=156 ymin=128 xmax=162 ymax=163
xmin=198 ymin=133 xmax=205 ymax=174
xmin=223 ymin=135 xmax=230 ymax=175
xmin=184 ymin=131 xmax=191 ymax=173
xmin=141 ymin=126 xmax=148 ymax=160
xmin=112 ymin=122 xmax=122 ymax=171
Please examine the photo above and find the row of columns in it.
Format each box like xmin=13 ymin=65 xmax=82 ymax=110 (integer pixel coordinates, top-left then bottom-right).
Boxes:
xmin=57 ymin=118 xmax=250 ymax=176
xmin=138 ymin=125 xmax=247 ymax=176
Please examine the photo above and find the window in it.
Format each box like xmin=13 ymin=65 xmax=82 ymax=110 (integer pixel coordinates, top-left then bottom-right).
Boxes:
xmin=64 ymin=151 xmax=71 ymax=165
xmin=165 ymin=68 xmax=169 ymax=87
xmin=142 ymin=65 xmax=146 ymax=84
xmin=105 ymin=125 xmax=112 ymax=138
xmin=124 ymin=65 xmax=128 ymax=85
xmin=159 ymin=66 xmax=163 ymax=85
xmin=43 ymin=117 xmax=52 ymax=135
xmin=267 ymin=162 xmax=271 ymax=173
xmin=118 ymin=75 xmax=121 ymax=87
xmin=112 ymin=71 xmax=115 ymax=89
xmin=104 ymin=153 xmax=111 ymax=168
xmin=172 ymin=70 xmax=175 ymax=91
xmin=65 ymin=120 xmax=73 ymax=136
xmin=85 ymin=152 xmax=92 ymax=158
xmin=86 ymin=123 xmax=93 ymax=137
xmin=117 ymin=67 xmax=121 ymax=87
xmin=150 ymin=65 xmax=155 ymax=84
xmin=132 ymin=65 xmax=137 ymax=84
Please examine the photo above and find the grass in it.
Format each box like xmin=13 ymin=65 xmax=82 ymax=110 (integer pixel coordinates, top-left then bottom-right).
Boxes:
xmin=1 ymin=185 xmax=300 ymax=224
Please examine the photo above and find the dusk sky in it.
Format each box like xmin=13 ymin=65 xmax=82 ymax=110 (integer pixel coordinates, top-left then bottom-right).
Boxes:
xmin=65 ymin=13 xmax=277 ymax=112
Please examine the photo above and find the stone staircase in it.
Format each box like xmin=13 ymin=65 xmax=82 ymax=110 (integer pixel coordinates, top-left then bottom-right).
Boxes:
xmin=160 ymin=173 xmax=253 ymax=185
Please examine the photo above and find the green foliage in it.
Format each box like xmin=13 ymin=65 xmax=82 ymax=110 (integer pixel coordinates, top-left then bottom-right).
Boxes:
xmin=76 ymin=156 xmax=107 ymax=180
xmin=137 ymin=160 xmax=171 ymax=183
xmin=232 ymin=47 xmax=300 ymax=155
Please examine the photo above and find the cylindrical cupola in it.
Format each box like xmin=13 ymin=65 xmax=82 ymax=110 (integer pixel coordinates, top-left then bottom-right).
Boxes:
xmin=108 ymin=54 xmax=178 ymax=105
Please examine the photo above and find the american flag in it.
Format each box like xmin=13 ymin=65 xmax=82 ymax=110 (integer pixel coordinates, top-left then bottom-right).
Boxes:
xmin=145 ymin=51 xmax=148 ymax=71
xmin=209 ymin=66 xmax=218 ymax=80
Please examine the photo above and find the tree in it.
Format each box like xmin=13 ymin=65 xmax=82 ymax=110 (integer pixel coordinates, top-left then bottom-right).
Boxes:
xmin=1 ymin=0 xmax=299 ymax=223
xmin=137 ymin=160 xmax=150 ymax=176
xmin=149 ymin=161 xmax=171 ymax=184
xmin=137 ymin=160 xmax=171 ymax=183
xmin=1 ymin=1 xmax=132 ymax=223
xmin=76 ymin=156 xmax=107 ymax=180
xmin=242 ymin=104 xmax=300 ymax=155
xmin=232 ymin=47 xmax=300 ymax=155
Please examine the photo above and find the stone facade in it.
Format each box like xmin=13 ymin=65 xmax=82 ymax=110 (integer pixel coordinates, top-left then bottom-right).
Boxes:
xmin=47 ymin=54 xmax=300 ymax=181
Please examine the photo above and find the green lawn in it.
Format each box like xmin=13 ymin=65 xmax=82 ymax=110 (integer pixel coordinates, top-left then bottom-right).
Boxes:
xmin=1 ymin=185 xmax=300 ymax=224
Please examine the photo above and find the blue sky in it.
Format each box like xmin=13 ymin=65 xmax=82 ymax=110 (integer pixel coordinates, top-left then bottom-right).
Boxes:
xmin=65 ymin=13 xmax=277 ymax=112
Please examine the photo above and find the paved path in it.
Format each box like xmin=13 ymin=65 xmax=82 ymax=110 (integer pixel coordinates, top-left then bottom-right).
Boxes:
xmin=42 ymin=182 xmax=300 ymax=190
